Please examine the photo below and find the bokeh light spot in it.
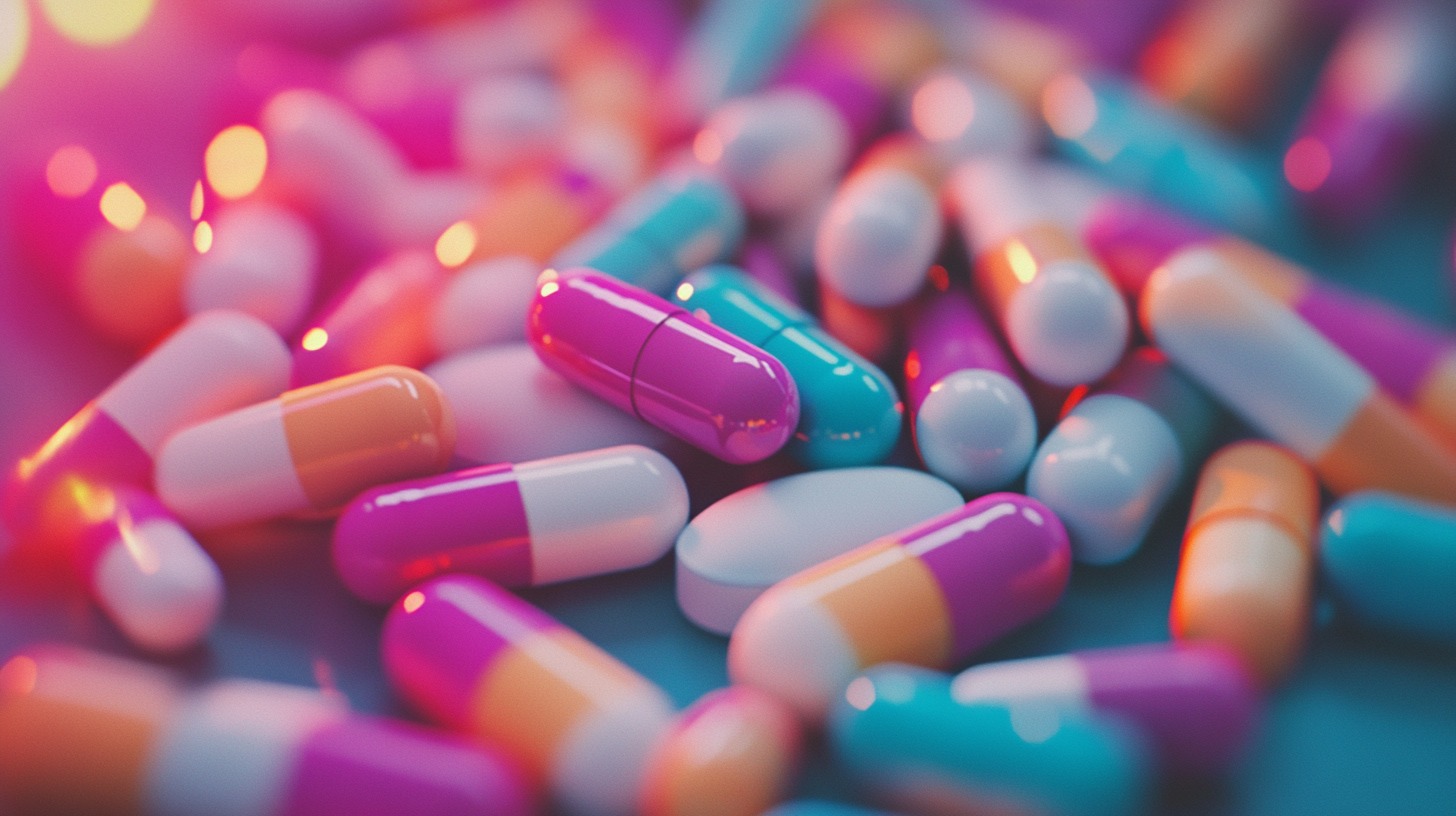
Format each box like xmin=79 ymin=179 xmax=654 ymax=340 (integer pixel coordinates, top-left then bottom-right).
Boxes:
xmin=1284 ymin=137 xmax=1332 ymax=193
xmin=40 ymin=0 xmax=155 ymax=46
xmin=0 ymin=0 xmax=27 ymax=91
xmin=193 ymin=221 xmax=213 ymax=253
xmin=99 ymin=182 xmax=146 ymax=231
xmin=46 ymin=145 xmax=98 ymax=198
xmin=1042 ymin=73 xmax=1097 ymax=140
xmin=189 ymin=180 xmax=205 ymax=220
xmin=434 ymin=220 xmax=478 ymax=268
xmin=300 ymin=328 xmax=329 ymax=351
xmin=205 ymin=125 xmax=268 ymax=200
xmin=911 ymin=73 xmax=974 ymax=143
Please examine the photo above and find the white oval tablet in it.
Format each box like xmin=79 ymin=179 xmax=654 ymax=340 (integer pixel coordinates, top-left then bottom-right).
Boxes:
xmin=676 ymin=467 xmax=964 ymax=635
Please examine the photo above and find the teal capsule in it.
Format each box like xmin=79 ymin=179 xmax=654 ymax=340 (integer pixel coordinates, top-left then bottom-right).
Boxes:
xmin=674 ymin=265 xmax=902 ymax=468
xmin=830 ymin=665 xmax=1151 ymax=816
xmin=553 ymin=170 xmax=746 ymax=297
xmin=1321 ymin=492 xmax=1456 ymax=644
xmin=761 ymin=803 xmax=894 ymax=816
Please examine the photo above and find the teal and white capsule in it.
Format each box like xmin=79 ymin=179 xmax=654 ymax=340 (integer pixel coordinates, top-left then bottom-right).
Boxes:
xmin=831 ymin=665 xmax=1151 ymax=816
xmin=1321 ymin=492 xmax=1456 ymax=644
xmin=674 ymin=265 xmax=902 ymax=468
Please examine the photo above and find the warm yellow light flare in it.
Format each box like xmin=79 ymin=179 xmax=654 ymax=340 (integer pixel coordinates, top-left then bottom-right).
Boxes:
xmin=301 ymin=327 xmax=329 ymax=351
xmin=205 ymin=125 xmax=268 ymax=200
xmin=40 ymin=0 xmax=155 ymax=46
xmin=193 ymin=220 xmax=213 ymax=253
xmin=0 ymin=0 xmax=27 ymax=92
xmin=1005 ymin=239 xmax=1038 ymax=284
xmin=190 ymin=180 xmax=205 ymax=220
xmin=99 ymin=182 xmax=146 ymax=231
xmin=434 ymin=220 xmax=478 ymax=268
xmin=46 ymin=145 xmax=97 ymax=198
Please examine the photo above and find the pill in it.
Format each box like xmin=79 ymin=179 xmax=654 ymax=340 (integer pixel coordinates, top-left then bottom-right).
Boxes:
xmin=461 ymin=166 xmax=613 ymax=265
xmin=552 ymin=168 xmax=745 ymax=297
xmin=430 ymin=255 xmax=541 ymax=356
xmin=454 ymin=72 xmax=567 ymax=180
xmin=334 ymin=444 xmax=688 ymax=603
xmin=676 ymin=466 xmax=964 ymax=635
xmin=1028 ymin=347 xmax=1220 ymax=565
xmin=185 ymin=200 xmax=318 ymax=336
xmin=674 ymin=264 xmax=901 ymax=468
xmin=427 ymin=344 xmax=669 ymax=465
xmin=904 ymin=67 xmax=1038 ymax=162
xmin=1321 ymin=492 xmax=1456 ymax=645
xmin=815 ymin=135 xmax=943 ymax=309
xmin=951 ymin=642 xmax=1260 ymax=775
xmin=292 ymin=251 xmax=449 ymax=386
xmin=4 ymin=311 xmax=290 ymax=543
xmin=951 ymin=157 xmax=1129 ymax=387
xmin=761 ymin=803 xmax=894 ymax=816
xmin=156 ymin=365 xmax=454 ymax=529
xmin=729 ymin=493 xmax=1071 ymax=719
xmin=0 ymin=645 xmax=532 ymax=816
xmin=383 ymin=574 xmax=675 ymax=816
xmin=1143 ymin=248 xmax=1456 ymax=506
xmin=1172 ymin=441 xmax=1319 ymax=684
xmin=528 ymin=269 xmax=798 ymax=464
xmin=904 ymin=287 xmax=1037 ymax=492
xmin=830 ymin=664 xmax=1151 ymax=816
xmin=694 ymin=88 xmax=851 ymax=217
xmin=640 ymin=686 xmax=801 ymax=816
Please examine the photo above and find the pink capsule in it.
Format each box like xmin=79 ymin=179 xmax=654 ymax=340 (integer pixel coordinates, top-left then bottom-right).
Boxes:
xmin=383 ymin=575 xmax=675 ymax=816
xmin=333 ymin=445 xmax=689 ymax=604
xmin=527 ymin=269 xmax=799 ymax=464
xmin=951 ymin=642 xmax=1260 ymax=776
xmin=729 ymin=493 xmax=1071 ymax=720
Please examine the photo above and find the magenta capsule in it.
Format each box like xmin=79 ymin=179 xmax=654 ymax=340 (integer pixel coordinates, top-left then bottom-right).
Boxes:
xmin=951 ymin=642 xmax=1260 ymax=776
xmin=333 ymin=445 xmax=689 ymax=603
xmin=527 ymin=268 xmax=799 ymax=464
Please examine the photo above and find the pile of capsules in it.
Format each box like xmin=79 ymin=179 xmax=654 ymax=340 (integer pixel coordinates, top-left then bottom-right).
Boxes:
xmin=3 ymin=0 xmax=1456 ymax=814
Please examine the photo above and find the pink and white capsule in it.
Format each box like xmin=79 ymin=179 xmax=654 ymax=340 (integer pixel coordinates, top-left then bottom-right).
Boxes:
xmin=384 ymin=575 xmax=675 ymax=816
xmin=334 ymin=445 xmax=688 ymax=603
xmin=186 ymin=201 xmax=318 ymax=335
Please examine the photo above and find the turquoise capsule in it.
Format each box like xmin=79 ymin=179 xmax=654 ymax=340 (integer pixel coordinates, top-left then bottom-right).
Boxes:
xmin=675 ymin=265 xmax=902 ymax=468
xmin=830 ymin=665 xmax=1151 ymax=816
xmin=553 ymin=170 xmax=746 ymax=297
xmin=1321 ymin=492 xmax=1456 ymax=644
xmin=761 ymin=803 xmax=894 ymax=816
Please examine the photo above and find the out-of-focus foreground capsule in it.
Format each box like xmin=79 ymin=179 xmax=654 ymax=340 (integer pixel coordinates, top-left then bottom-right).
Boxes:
xmin=185 ymin=200 xmax=318 ymax=336
xmin=4 ymin=311 xmax=290 ymax=543
xmin=1172 ymin=442 xmax=1319 ymax=684
xmin=904 ymin=287 xmax=1038 ymax=492
xmin=730 ymin=493 xmax=1071 ymax=720
xmin=951 ymin=157 xmax=1129 ymax=387
xmin=552 ymin=169 xmax=745 ymax=297
xmin=815 ymin=135 xmax=944 ymax=309
xmin=951 ymin=642 xmax=1260 ymax=776
xmin=383 ymin=575 xmax=675 ymax=816
xmin=640 ymin=686 xmax=801 ymax=816
xmin=528 ymin=269 xmax=799 ymax=464
xmin=831 ymin=664 xmax=1151 ymax=816
xmin=762 ymin=803 xmax=894 ymax=816
xmin=1143 ymin=249 xmax=1456 ymax=506
xmin=904 ymin=67 xmax=1038 ymax=163
xmin=54 ymin=481 xmax=222 ymax=652
xmin=674 ymin=264 xmax=901 ymax=468
xmin=427 ymin=344 xmax=669 ymax=466
xmin=0 ymin=645 xmax=532 ymax=816
xmin=334 ymin=445 xmax=688 ymax=604
xmin=1028 ymin=347 xmax=1220 ymax=565
xmin=676 ymin=467 xmax=964 ymax=635
xmin=1321 ymin=492 xmax=1456 ymax=645
xmin=156 ymin=365 xmax=455 ymax=529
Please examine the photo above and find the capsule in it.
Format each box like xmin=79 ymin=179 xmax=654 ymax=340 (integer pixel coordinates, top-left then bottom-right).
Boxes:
xmin=0 ymin=645 xmax=531 ymax=816
xmin=815 ymin=135 xmax=944 ymax=309
xmin=831 ymin=665 xmax=1151 ymax=816
xmin=383 ymin=575 xmax=676 ymax=816
xmin=155 ymin=365 xmax=455 ymax=529
xmin=1028 ymin=348 xmax=1220 ymax=565
xmin=1143 ymin=249 xmax=1456 ymax=506
xmin=674 ymin=264 xmax=901 ymax=467
xmin=640 ymin=687 xmax=801 ymax=816
xmin=1172 ymin=442 xmax=1319 ymax=684
xmin=729 ymin=493 xmax=1071 ymax=719
xmin=552 ymin=169 xmax=745 ymax=297
xmin=185 ymin=200 xmax=318 ymax=335
xmin=1089 ymin=197 xmax=1456 ymax=451
xmin=460 ymin=165 xmax=614 ymax=266
xmin=454 ymin=72 xmax=567 ymax=180
xmin=427 ymin=345 xmax=669 ymax=466
xmin=951 ymin=157 xmax=1129 ymax=387
xmin=762 ymin=804 xmax=893 ymax=816
xmin=528 ymin=269 xmax=798 ymax=465
xmin=676 ymin=467 xmax=964 ymax=635
xmin=951 ymin=642 xmax=1260 ymax=775
xmin=905 ymin=288 xmax=1038 ymax=491
xmin=430 ymin=255 xmax=541 ymax=356
xmin=904 ymin=67 xmax=1038 ymax=163
xmin=334 ymin=445 xmax=688 ymax=603
xmin=1321 ymin=492 xmax=1456 ymax=645
xmin=4 ymin=311 xmax=290 ymax=543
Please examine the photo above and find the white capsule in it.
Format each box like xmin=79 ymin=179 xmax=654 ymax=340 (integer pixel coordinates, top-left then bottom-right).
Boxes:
xmin=186 ymin=202 xmax=318 ymax=335
xmin=915 ymin=369 xmax=1038 ymax=492
xmin=430 ymin=255 xmax=540 ymax=355
xmin=454 ymin=72 xmax=566 ymax=180
xmin=816 ymin=168 xmax=943 ymax=308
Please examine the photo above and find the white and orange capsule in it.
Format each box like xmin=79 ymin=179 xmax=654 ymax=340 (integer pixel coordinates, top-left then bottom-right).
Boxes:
xmin=155 ymin=366 xmax=454 ymax=529
xmin=383 ymin=575 xmax=675 ymax=816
